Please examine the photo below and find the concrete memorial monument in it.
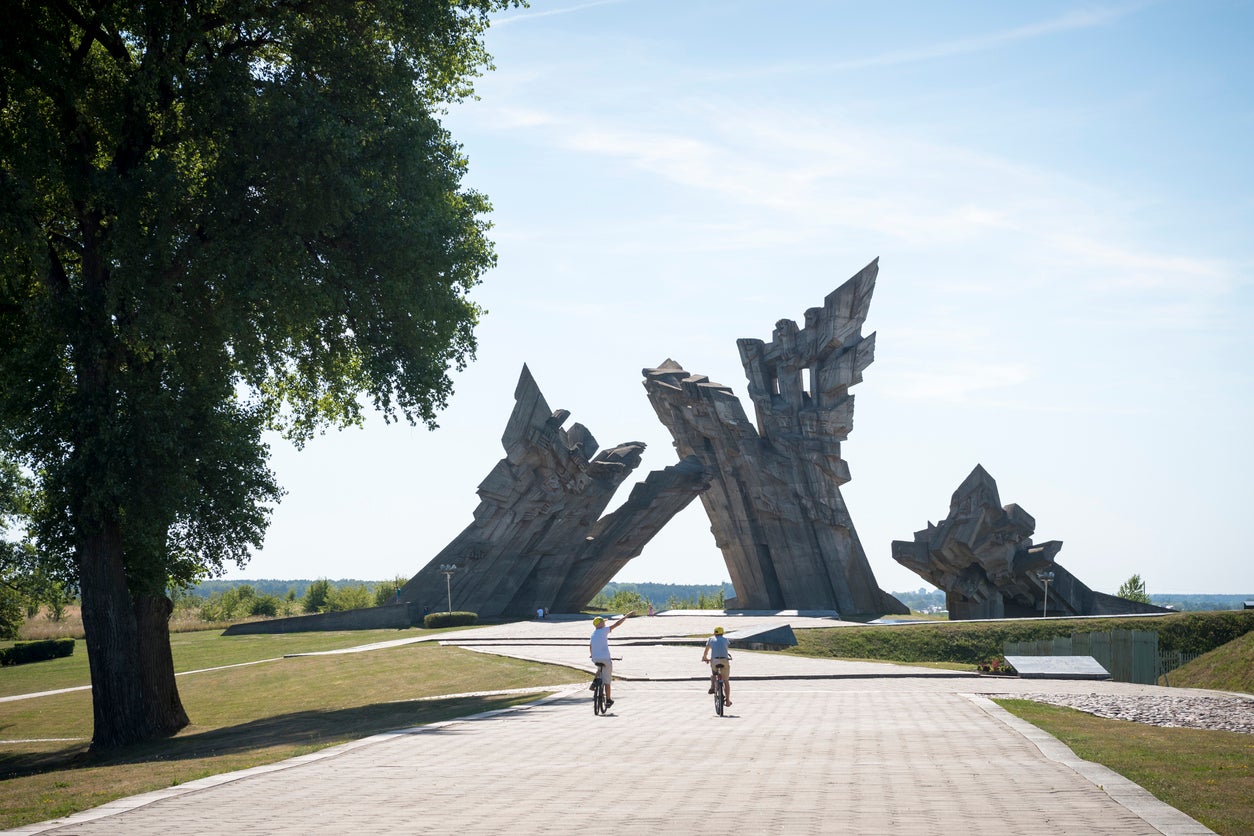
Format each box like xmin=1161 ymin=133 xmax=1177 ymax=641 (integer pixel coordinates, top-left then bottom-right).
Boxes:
xmin=643 ymin=259 xmax=906 ymax=618
xmin=892 ymin=465 xmax=1170 ymax=619
xmin=398 ymin=365 xmax=706 ymax=619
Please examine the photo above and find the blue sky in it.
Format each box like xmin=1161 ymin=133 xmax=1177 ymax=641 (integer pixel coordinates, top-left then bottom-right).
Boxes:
xmin=230 ymin=0 xmax=1253 ymax=597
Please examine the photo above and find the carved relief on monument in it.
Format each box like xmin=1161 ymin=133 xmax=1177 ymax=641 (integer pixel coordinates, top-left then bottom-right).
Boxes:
xmin=643 ymin=259 xmax=907 ymax=618
xmin=399 ymin=365 xmax=706 ymax=618
xmin=891 ymin=465 xmax=1170 ymax=619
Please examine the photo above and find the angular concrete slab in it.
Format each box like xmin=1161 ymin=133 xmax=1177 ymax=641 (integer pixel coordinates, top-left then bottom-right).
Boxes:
xmin=1005 ymin=655 xmax=1112 ymax=680
xmin=725 ymin=623 xmax=797 ymax=649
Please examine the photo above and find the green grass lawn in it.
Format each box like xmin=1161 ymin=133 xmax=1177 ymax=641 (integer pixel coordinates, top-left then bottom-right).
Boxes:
xmin=1163 ymin=630 xmax=1254 ymax=694
xmin=0 ymin=627 xmax=444 ymax=698
xmin=0 ymin=637 xmax=583 ymax=829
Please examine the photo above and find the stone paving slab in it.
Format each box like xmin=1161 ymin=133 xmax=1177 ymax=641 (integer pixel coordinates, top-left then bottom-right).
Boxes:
xmin=5 ymin=616 xmax=1221 ymax=835
xmin=9 ymin=678 xmax=1210 ymax=835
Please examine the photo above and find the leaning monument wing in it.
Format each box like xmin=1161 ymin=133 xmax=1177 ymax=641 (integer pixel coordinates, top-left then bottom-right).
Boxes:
xmin=399 ymin=365 xmax=706 ymax=618
xmin=643 ymin=259 xmax=906 ymax=617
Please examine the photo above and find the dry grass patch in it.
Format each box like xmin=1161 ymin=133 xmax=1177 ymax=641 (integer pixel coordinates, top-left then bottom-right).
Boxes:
xmin=0 ymin=643 xmax=582 ymax=830
xmin=996 ymin=699 xmax=1254 ymax=836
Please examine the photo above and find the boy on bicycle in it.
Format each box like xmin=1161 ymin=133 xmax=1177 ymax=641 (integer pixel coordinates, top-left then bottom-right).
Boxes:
xmin=701 ymin=625 xmax=732 ymax=706
xmin=589 ymin=611 xmax=634 ymax=709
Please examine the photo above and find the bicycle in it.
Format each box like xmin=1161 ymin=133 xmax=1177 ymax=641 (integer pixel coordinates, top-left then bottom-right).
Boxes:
xmin=711 ymin=660 xmax=729 ymax=716
xmin=590 ymin=658 xmax=620 ymax=715
xmin=591 ymin=662 xmax=608 ymax=715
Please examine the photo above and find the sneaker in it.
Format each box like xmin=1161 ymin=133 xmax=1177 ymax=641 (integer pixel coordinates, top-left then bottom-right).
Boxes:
xmin=588 ymin=681 xmax=597 ymax=691
xmin=604 ymin=698 xmax=614 ymax=710
xmin=708 ymin=687 xmax=715 ymax=694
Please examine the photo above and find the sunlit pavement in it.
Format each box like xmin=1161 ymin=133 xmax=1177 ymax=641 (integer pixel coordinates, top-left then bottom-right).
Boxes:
xmin=7 ymin=614 xmax=1216 ymax=835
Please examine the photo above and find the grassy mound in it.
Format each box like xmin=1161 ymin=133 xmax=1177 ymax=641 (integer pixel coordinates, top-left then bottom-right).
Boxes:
xmin=1162 ymin=630 xmax=1254 ymax=694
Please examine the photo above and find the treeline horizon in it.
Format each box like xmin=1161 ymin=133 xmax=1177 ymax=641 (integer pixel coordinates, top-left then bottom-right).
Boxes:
xmin=187 ymin=579 xmax=1251 ymax=613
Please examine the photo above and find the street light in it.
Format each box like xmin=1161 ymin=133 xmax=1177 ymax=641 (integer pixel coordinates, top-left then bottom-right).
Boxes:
xmin=439 ymin=564 xmax=458 ymax=613
xmin=1038 ymin=570 xmax=1056 ymax=618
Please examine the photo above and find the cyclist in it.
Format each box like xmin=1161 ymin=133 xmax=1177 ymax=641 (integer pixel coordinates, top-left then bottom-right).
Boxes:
xmin=701 ymin=625 xmax=732 ymax=706
xmin=589 ymin=611 xmax=634 ymax=709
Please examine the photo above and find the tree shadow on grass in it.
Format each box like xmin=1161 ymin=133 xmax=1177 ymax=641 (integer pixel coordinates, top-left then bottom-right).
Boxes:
xmin=0 ymin=692 xmax=538 ymax=780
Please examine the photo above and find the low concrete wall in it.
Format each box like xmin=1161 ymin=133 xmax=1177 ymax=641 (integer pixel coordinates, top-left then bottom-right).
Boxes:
xmin=221 ymin=603 xmax=417 ymax=635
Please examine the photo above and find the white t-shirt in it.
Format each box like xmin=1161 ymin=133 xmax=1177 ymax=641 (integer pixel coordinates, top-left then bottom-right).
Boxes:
xmin=706 ymin=634 xmax=730 ymax=658
xmin=590 ymin=626 xmax=612 ymax=660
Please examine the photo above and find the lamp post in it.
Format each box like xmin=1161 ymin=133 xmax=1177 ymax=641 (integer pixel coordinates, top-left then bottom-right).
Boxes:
xmin=1038 ymin=570 xmax=1056 ymax=618
xmin=439 ymin=564 xmax=458 ymax=613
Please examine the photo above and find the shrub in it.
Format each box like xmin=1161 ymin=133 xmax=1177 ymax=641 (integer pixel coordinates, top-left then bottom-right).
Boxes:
xmin=1 ymin=638 xmax=75 ymax=666
xmin=424 ymin=611 xmax=478 ymax=629
xmin=606 ymin=590 xmax=651 ymax=613
xmin=248 ymin=594 xmax=281 ymax=618
xmin=327 ymin=584 xmax=372 ymax=612
xmin=302 ymin=579 xmax=331 ymax=613
xmin=787 ymin=611 xmax=1254 ymax=665
xmin=374 ymin=577 xmax=406 ymax=607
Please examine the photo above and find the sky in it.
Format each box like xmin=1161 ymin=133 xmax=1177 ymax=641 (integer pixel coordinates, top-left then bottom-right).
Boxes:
xmin=227 ymin=0 xmax=1254 ymax=597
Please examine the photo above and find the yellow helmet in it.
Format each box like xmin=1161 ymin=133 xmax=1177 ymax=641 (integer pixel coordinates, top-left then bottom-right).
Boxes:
xmin=713 ymin=626 xmax=724 ymax=635
xmin=593 ymin=616 xmax=606 ymax=627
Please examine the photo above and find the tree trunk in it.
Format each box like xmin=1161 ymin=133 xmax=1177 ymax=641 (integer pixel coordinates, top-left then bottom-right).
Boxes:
xmin=134 ymin=593 xmax=190 ymax=736
xmin=78 ymin=524 xmax=154 ymax=750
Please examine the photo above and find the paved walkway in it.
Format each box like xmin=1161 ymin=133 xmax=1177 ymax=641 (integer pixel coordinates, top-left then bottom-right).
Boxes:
xmin=6 ymin=614 xmax=1221 ymax=835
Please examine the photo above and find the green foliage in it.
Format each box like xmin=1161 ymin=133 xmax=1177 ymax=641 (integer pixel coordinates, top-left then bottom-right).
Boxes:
xmin=0 ymin=0 xmax=517 ymax=745
xmin=1117 ymin=573 xmax=1152 ymax=604
xmin=373 ymin=577 xmax=406 ymax=607
xmin=788 ymin=611 xmax=1254 ymax=665
xmin=604 ymin=589 xmax=651 ymax=613
xmin=326 ymin=584 xmax=373 ymax=612
xmin=595 ymin=582 xmax=733 ymax=611
xmin=302 ymin=579 xmax=332 ymax=614
xmin=0 ymin=638 xmax=75 ymax=666
xmin=197 ymin=584 xmax=283 ymax=621
xmin=0 ymin=454 xmax=51 ymax=638
xmin=423 ymin=611 xmax=478 ymax=628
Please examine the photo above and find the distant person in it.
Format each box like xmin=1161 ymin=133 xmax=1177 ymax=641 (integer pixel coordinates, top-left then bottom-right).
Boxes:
xmin=537 ymin=607 xmax=544 ymax=619
xmin=589 ymin=611 xmax=634 ymax=709
xmin=647 ymin=603 xmax=655 ymax=617
xmin=701 ymin=625 xmax=732 ymax=707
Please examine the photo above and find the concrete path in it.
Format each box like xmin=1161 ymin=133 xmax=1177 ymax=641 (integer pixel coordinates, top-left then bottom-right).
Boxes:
xmin=6 ymin=614 xmax=1219 ymax=835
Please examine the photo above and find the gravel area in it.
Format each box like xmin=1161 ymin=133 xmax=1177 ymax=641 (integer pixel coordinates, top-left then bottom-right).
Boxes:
xmin=992 ymin=692 xmax=1254 ymax=734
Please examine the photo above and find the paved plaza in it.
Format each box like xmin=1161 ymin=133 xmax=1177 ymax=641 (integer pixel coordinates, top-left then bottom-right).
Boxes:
xmin=6 ymin=613 xmax=1227 ymax=835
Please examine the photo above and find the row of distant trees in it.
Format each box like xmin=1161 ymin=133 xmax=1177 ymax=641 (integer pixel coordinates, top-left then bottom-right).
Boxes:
xmin=181 ymin=578 xmax=406 ymax=622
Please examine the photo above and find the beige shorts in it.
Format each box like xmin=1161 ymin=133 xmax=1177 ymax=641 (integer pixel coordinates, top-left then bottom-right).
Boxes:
xmin=593 ymin=659 xmax=613 ymax=680
xmin=709 ymin=658 xmax=730 ymax=677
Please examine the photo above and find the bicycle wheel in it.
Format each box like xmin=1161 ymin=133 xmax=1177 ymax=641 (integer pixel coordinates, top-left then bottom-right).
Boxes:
xmin=714 ymin=677 xmax=724 ymax=716
xmin=593 ymin=679 xmax=605 ymax=715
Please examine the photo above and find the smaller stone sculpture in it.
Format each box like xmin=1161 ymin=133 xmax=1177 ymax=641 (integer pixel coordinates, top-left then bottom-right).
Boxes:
xmin=892 ymin=465 xmax=1170 ymax=619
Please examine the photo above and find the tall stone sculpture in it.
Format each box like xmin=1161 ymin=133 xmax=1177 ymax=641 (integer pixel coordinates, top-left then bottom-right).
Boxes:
xmin=399 ymin=365 xmax=706 ymax=619
xmin=892 ymin=465 xmax=1170 ymax=619
xmin=643 ymin=259 xmax=907 ymax=618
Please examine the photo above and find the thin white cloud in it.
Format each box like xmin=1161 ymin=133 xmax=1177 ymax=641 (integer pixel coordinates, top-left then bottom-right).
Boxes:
xmin=493 ymin=0 xmax=630 ymax=27
xmin=824 ymin=6 xmax=1139 ymax=72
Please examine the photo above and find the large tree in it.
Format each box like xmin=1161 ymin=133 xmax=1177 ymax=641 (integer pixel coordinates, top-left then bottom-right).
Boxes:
xmin=0 ymin=0 xmax=512 ymax=748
